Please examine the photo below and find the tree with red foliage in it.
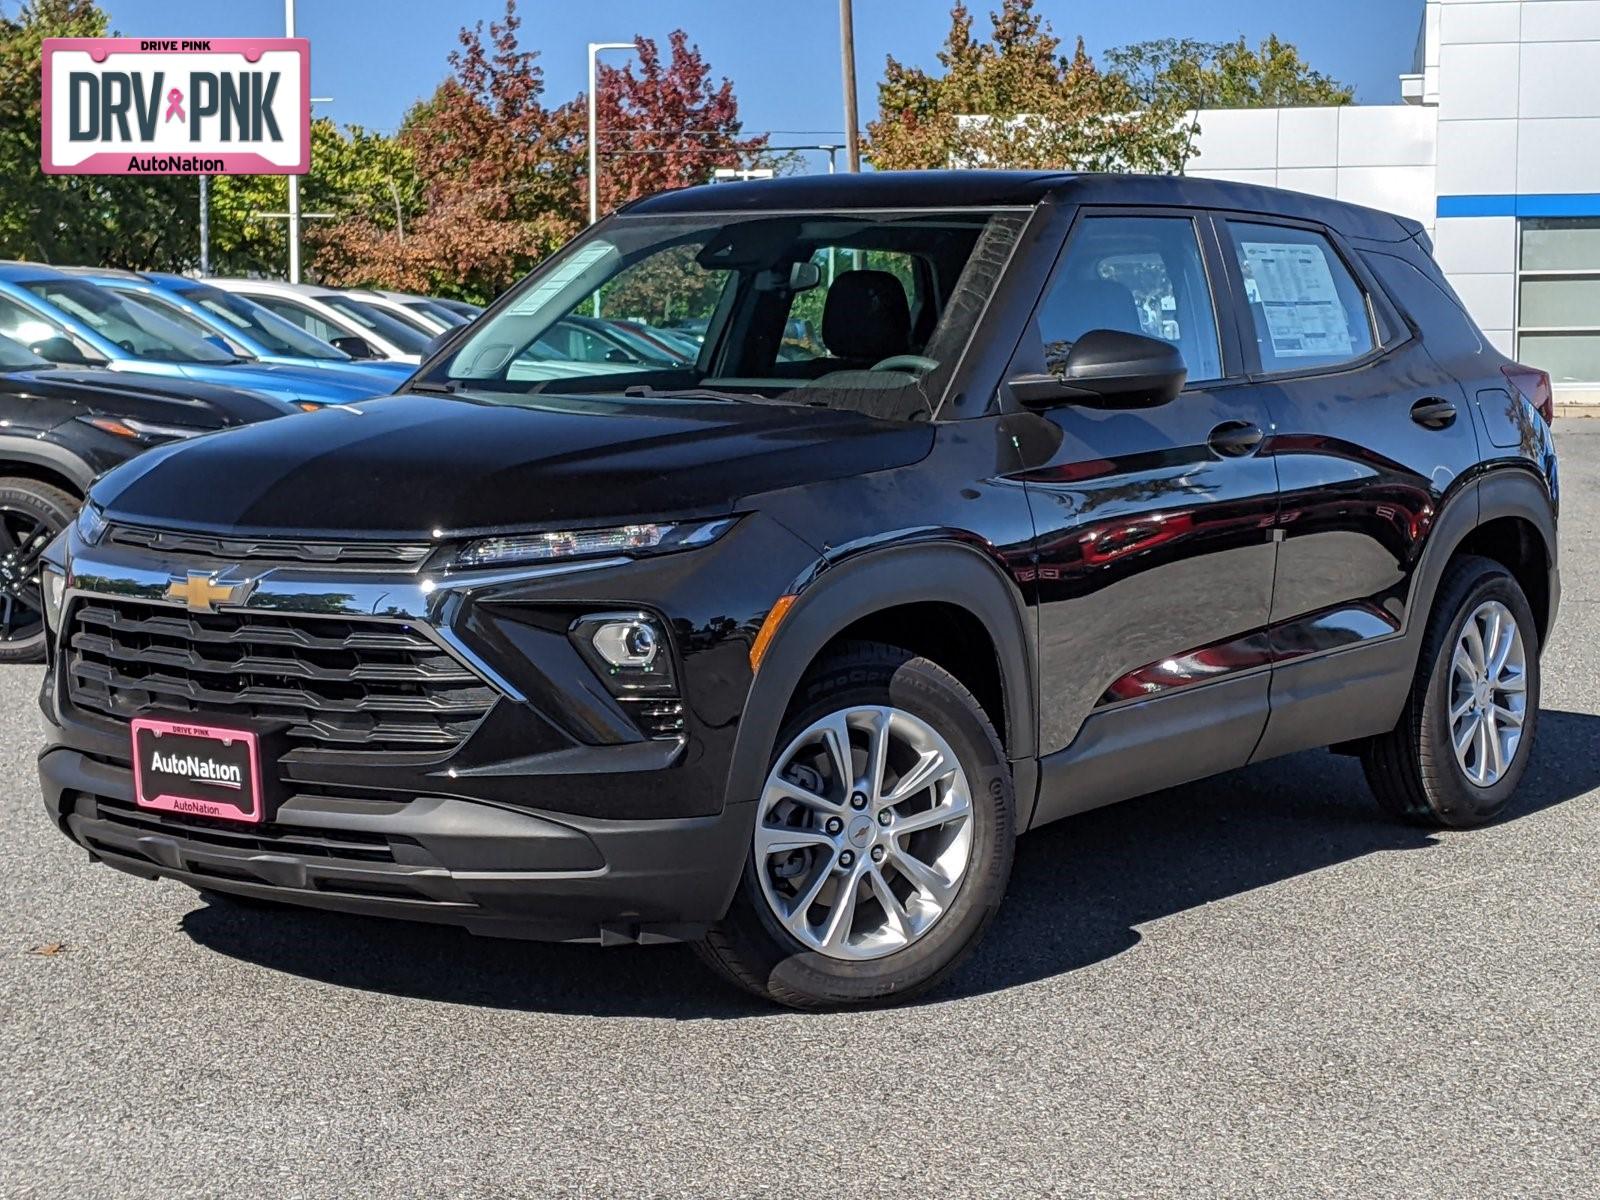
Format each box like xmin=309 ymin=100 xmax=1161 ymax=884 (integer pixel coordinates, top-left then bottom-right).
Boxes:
xmin=316 ymin=3 xmax=764 ymax=303
xmin=316 ymin=0 xmax=585 ymax=301
xmin=593 ymin=30 xmax=767 ymax=215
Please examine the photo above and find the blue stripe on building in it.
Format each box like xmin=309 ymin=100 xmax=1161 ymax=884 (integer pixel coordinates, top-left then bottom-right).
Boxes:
xmin=1438 ymin=194 xmax=1600 ymax=219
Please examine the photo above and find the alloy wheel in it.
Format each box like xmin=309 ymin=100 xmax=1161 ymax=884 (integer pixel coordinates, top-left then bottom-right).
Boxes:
xmin=1449 ymin=599 xmax=1529 ymax=788
xmin=754 ymin=705 xmax=974 ymax=961
xmin=0 ymin=505 xmax=55 ymax=646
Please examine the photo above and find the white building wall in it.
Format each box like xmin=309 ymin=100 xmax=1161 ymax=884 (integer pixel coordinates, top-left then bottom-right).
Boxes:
xmin=1183 ymin=105 xmax=1438 ymax=234
xmin=1184 ymin=0 xmax=1600 ymax=393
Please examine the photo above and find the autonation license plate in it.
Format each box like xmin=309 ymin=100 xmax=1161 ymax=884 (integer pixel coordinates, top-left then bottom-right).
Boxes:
xmin=131 ymin=717 xmax=264 ymax=824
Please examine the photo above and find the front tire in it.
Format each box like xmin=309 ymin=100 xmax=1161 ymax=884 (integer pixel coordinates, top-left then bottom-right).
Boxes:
xmin=1362 ymin=556 xmax=1541 ymax=828
xmin=697 ymin=642 xmax=1015 ymax=1008
xmin=0 ymin=477 xmax=78 ymax=665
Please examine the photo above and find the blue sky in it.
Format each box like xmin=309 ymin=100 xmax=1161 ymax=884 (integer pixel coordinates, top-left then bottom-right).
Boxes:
xmin=101 ymin=0 xmax=1424 ymax=171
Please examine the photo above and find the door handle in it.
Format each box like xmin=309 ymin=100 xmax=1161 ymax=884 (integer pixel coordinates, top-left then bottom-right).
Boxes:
xmin=1207 ymin=420 xmax=1264 ymax=458
xmin=1410 ymin=397 xmax=1458 ymax=429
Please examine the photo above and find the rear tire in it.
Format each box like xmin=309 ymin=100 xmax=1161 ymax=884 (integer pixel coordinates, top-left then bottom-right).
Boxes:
xmin=0 ymin=477 xmax=78 ymax=665
xmin=696 ymin=641 xmax=1015 ymax=1009
xmin=1361 ymin=556 xmax=1540 ymax=828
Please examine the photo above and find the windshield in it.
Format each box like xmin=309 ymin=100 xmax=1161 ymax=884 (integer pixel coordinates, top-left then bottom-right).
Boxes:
xmin=422 ymin=209 xmax=1025 ymax=419
xmin=21 ymin=278 xmax=236 ymax=364
xmin=406 ymin=298 xmax=467 ymax=327
xmin=0 ymin=332 xmax=50 ymax=370
xmin=178 ymin=284 xmax=349 ymax=360
xmin=115 ymin=290 xmax=258 ymax=358
xmin=316 ymin=294 xmax=433 ymax=354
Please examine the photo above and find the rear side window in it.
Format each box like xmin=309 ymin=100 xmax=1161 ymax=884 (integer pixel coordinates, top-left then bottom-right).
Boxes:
xmin=1037 ymin=215 xmax=1223 ymax=383
xmin=1224 ymin=221 xmax=1375 ymax=372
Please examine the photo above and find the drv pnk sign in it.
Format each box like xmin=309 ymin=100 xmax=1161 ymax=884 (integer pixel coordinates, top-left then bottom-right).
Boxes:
xmin=41 ymin=38 xmax=309 ymax=175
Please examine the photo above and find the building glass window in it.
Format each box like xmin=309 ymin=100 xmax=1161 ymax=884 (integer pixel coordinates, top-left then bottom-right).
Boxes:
xmin=1518 ymin=218 xmax=1600 ymax=385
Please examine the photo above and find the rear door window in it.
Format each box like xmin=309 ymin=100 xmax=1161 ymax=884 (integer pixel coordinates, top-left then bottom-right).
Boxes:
xmin=1223 ymin=221 xmax=1375 ymax=373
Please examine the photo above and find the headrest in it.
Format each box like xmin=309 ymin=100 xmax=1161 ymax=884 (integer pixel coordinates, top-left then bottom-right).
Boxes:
xmin=822 ymin=270 xmax=911 ymax=362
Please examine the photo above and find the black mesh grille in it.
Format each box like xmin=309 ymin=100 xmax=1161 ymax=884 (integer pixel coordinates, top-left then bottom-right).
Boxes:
xmin=65 ymin=599 xmax=496 ymax=754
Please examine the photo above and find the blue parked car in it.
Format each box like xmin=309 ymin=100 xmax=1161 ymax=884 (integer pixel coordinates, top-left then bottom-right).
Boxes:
xmin=0 ymin=262 xmax=403 ymax=408
xmin=65 ymin=269 xmax=414 ymax=391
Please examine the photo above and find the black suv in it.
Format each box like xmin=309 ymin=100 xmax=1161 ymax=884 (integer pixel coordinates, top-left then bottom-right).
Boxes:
xmin=37 ymin=174 xmax=1559 ymax=1008
xmin=0 ymin=333 xmax=295 ymax=663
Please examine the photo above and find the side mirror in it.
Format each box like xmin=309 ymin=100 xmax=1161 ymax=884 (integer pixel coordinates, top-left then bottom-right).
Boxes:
xmin=1009 ymin=329 xmax=1187 ymax=410
xmin=331 ymin=335 xmax=376 ymax=359
xmin=29 ymin=335 xmax=95 ymax=366
xmin=202 ymin=334 xmax=235 ymax=355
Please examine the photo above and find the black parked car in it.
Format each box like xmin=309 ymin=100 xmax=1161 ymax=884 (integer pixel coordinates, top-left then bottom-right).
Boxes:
xmin=0 ymin=334 xmax=297 ymax=663
xmin=37 ymin=173 xmax=1559 ymax=1008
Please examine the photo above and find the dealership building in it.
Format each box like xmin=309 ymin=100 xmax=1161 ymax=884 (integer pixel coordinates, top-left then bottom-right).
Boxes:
xmin=1184 ymin=0 xmax=1600 ymax=402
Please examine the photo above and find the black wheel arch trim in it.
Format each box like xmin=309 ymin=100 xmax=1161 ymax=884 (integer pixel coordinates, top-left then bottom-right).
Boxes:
xmin=1410 ymin=465 xmax=1557 ymax=646
xmin=0 ymin=435 xmax=94 ymax=495
xmin=724 ymin=538 xmax=1037 ymax=821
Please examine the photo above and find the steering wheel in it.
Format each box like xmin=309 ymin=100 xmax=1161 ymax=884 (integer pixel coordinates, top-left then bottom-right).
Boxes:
xmin=869 ymin=354 xmax=938 ymax=375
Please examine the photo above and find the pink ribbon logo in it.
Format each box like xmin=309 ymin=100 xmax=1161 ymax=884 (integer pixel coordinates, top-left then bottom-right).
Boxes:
xmin=164 ymin=88 xmax=185 ymax=123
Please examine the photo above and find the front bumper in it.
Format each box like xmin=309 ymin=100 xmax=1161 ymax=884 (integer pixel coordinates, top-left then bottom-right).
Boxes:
xmin=34 ymin=515 xmax=819 ymax=942
xmin=41 ymin=743 xmax=756 ymax=943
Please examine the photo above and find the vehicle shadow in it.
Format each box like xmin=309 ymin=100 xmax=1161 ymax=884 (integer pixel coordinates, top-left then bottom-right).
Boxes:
xmin=179 ymin=709 xmax=1600 ymax=1018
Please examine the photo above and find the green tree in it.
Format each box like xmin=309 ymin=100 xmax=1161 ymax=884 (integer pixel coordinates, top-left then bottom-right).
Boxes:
xmin=209 ymin=118 xmax=420 ymax=277
xmin=865 ymin=0 xmax=1191 ymax=173
xmin=1109 ymin=35 xmax=1356 ymax=112
xmin=0 ymin=0 xmax=196 ymax=267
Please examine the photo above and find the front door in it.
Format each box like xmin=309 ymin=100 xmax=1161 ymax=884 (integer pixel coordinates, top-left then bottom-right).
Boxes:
xmin=1010 ymin=211 xmax=1281 ymax=821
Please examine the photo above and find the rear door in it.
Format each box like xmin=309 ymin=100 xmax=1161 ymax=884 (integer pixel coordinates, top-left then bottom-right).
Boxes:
xmin=1211 ymin=215 xmax=1484 ymax=760
xmin=1012 ymin=209 xmax=1281 ymax=819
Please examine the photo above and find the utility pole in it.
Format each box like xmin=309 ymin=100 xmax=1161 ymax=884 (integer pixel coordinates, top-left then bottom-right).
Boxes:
xmin=285 ymin=0 xmax=302 ymax=282
xmin=839 ymin=0 xmax=861 ymax=171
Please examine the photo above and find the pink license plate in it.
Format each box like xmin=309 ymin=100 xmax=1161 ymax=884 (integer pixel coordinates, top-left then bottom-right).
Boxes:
xmin=131 ymin=717 xmax=265 ymax=824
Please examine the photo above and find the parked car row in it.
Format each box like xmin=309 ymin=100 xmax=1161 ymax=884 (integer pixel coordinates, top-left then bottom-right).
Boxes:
xmin=0 ymin=261 xmax=486 ymax=660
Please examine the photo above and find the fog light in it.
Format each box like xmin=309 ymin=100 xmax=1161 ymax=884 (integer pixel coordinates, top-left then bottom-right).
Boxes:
xmin=569 ymin=611 xmax=676 ymax=697
xmin=593 ymin=619 xmax=658 ymax=669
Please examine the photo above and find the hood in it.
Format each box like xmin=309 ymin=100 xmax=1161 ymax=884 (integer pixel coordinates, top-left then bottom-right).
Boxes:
xmin=264 ymin=357 xmax=415 ymax=386
xmin=92 ymin=391 xmax=933 ymax=539
xmin=1 ymin=367 xmax=294 ymax=427
xmin=174 ymin=361 xmax=395 ymax=404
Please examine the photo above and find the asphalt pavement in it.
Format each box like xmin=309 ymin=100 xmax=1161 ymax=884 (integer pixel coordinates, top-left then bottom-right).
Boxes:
xmin=2 ymin=426 xmax=1597 ymax=1199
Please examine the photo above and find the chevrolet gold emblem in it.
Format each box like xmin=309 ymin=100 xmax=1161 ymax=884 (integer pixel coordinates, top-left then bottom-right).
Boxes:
xmin=165 ymin=571 xmax=253 ymax=614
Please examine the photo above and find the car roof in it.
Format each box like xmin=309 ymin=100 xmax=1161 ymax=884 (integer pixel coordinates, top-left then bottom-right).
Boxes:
xmin=624 ymin=170 xmax=1423 ymax=243
xmin=0 ymin=260 xmax=76 ymax=283
xmin=208 ymin=278 xmax=336 ymax=298
xmin=55 ymin=265 xmax=145 ymax=281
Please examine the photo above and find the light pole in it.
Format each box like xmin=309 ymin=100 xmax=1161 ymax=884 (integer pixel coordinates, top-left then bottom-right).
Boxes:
xmin=588 ymin=41 xmax=635 ymax=226
xmin=285 ymin=0 xmax=302 ymax=281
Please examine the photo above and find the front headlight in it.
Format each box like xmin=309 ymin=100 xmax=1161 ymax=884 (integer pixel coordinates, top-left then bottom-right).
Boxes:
xmin=76 ymin=501 xmax=108 ymax=546
xmin=79 ymin=415 xmax=203 ymax=443
xmin=41 ymin=564 xmax=67 ymax=632
xmin=454 ymin=517 xmax=735 ymax=570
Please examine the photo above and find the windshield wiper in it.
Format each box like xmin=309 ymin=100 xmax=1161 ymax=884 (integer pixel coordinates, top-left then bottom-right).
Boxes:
xmin=623 ymin=384 xmax=807 ymax=406
xmin=408 ymin=379 xmax=465 ymax=395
